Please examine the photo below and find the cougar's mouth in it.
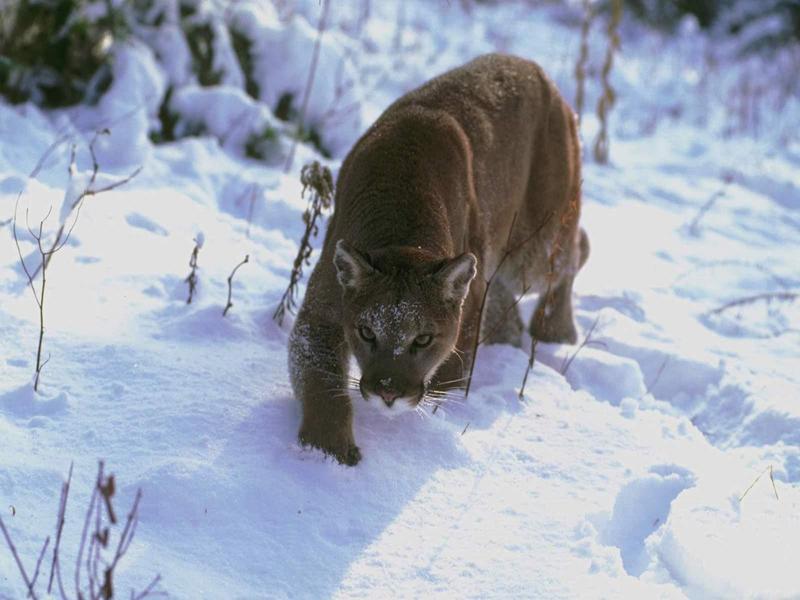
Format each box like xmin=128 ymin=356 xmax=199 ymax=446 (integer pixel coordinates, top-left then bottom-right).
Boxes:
xmin=358 ymin=378 xmax=422 ymax=417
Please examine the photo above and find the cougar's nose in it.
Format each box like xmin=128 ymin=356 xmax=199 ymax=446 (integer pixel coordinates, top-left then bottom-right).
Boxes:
xmin=379 ymin=389 xmax=398 ymax=407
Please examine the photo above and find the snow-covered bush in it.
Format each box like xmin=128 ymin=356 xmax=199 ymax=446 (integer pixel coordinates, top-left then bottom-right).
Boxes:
xmin=0 ymin=0 xmax=127 ymax=107
xmin=0 ymin=0 xmax=365 ymax=165
xmin=623 ymin=0 xmax=800 ymax=55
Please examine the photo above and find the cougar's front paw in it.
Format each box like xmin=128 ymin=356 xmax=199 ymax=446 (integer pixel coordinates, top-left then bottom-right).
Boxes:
xmin=299 ymin=426 xmax=362 ymax=466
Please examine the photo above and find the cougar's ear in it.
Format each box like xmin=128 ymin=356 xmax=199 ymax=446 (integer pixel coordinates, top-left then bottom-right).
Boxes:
xmin=334 ymin=240 xmax=373 ymax=290
xmin=436 ymin=253 xmax=477 ymax=305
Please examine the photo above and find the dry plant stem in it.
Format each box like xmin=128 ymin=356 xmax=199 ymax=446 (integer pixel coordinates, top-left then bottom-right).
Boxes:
xmin=76 ymin=463 xmax=102 ymax=599
xmin=223 ymin=255 xmax=250 ymax=317
xmin=14 ymin=202 xmax=57 ymax=391
xmin=574 ymin=0 xmax=593 ymax=125
xmin=30 ymin=536 xmax=50 ymax=594
xmin=244 ymin=184 xmax=259 ymax=238
xmin=464 ymin=212 xmax=518 ymax=399
xmin=770 ymin=465 xmax=779 ymax=500
xmin=518 ymin=336 xmax=540 ymax=400
xmin=393 ymin=0 xmax=406 ymax=51
xmin=688 ymin=190 xmax=725 ymax=235
xmin=0 ymin=514 xmax=37 ymax=599
xmin=273 ymin=162 xmax=334 ymax=325
xmin=593 ymin=0 xmax=622 ymax=163
xmin=34 ymin=132 xmax=142 ymax=279
xmin=463 ymin=210 xmax=555 ymax=399
xmin=284 ymin=0 xmax=331 ymax=173
xmin=318 ymin=49 xmax=360 ymax=127
xmin=48 ymin=462 xmax=73 ymax=597
xmin=13 ymin=131 xmax=141 ymax=390
xmin=710 ymin=292 xmax=799 ymax=315
xmin=3 ymin=461 xmax=158 ymax=599
xmin=640 ymin=356 xmax=670 ymax=399
xmin=185 ymin=240 xmax=201 ymax=304
xmin=739 ymin=465 xmax=780 ymax=502
xmin=560 ymin=315 xmax=603 ymax=375
xmin=676 ymin=259 xmax=789 ymax=292
xmin=132 ymin=574 xmax=163 ymax=600
xmin=520 ymin=184 xmax=581 ymax=398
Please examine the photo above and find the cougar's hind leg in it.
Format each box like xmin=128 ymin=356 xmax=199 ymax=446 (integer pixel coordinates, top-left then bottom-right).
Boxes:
xmin=482 ymin=277 xmax=524 ymax=347
xmin=529 ymin=228 xmax=589 ymax=345
xmin=529 ymin=275 xmax=578 ymax=344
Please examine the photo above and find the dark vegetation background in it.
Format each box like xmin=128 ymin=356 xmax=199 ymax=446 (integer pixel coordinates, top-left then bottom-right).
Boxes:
xmin=1 ymin=0 xmax=797 ymax=157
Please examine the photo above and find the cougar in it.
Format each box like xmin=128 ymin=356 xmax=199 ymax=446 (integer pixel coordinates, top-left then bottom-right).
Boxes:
xmin=288 ymin=53 xmax=589 ymax=465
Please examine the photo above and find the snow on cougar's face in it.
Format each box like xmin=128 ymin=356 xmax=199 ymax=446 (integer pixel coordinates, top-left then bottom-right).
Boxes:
xmin=334 ymin=241 xmax=476 ymax=416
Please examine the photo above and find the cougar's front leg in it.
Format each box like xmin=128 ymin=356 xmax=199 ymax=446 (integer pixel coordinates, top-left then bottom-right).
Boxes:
xmin=289 ymin=315 xmax=361 ymax=466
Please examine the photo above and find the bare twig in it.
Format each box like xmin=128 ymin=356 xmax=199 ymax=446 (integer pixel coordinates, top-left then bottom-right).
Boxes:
xmin=574 ymin=0 xmax=593 ymax=125
xmin=769 ymin=465 xmax=779 ymax=500
xmin=284 ymin=0 xmax=331 ymax=173
xmin=3 ymin=462 xmax=159 ymax=599
xmin=185 ymin=237 xmax=203 ymax=304
xmin=13 ymin=131 xmax=141 ymax=390
xmin=239 ymin=183 xmax=259 ymax=238
xmin=34 ymin=131 xmax=141 ymax=278
xmin=687 ymin=189 xmax=725 ymax=236
xmin=0 ymin=514 xmax=37 ymax=599
xmin=642 ymin=356 xmax=670 ymax=399
xmin=131 ymin=574 xmax=164 ymax=600
xmin=30 ymin=537 xmax=50 ymax=596
xmin=520 ymin=183 xmax=581 ymax=399
xmin=102 ymin=489 xmax=143 ymax=600
xmin=76 ymin=462 xmax=102 ymax=599
xmin=519 ymin=335 xmax=541 ymax=401
xmin=560 ymin=315 xmax=603 ymax=375
xmin=464 ymin=211 xmax=555 ymax=399
xmin=223 ymin=255 xmax=250 ymax=317
xmin=273 ymin=161 xmax=334 ymax=325
xmin=593 ymin=0 xmax=622 ymax=164
xmin=48 ymin=462 xmax=73 ymax=597
xmin=393 ymin=0 xmax=406 ymax=51
xmin=739 ymin=465 xmax=780 ymax=502
xmin=674 ymin=259 xmax=789 ymax=292
xmin=709 ymin=292 xmax=799 ymax=316
xmin=318 ymin=48 xmax=360 ymax=127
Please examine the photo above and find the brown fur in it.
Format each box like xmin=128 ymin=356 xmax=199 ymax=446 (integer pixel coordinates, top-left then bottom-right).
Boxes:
xmin=288 ymin=53 xmax=588 ymax=465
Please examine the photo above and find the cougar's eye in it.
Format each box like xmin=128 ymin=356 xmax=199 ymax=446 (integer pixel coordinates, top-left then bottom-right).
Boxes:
xmin=358 ymin=325 xmax=375 ymax=342
xmin=413 ymin=334 xmax=433 ymax=348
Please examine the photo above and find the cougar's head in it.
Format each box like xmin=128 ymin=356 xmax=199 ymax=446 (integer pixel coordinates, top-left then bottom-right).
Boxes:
xmin=334 ymin=240 xmax=477 ymax=415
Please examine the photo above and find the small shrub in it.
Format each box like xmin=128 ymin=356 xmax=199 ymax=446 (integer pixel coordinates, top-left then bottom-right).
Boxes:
xmin=230 ymin=26 xmax=260 ymax=99
xmin=0 ymin=0 xmax=126 ymax=107
xmin=149 ymin=86 xmax=179 ymax=144
xmin=184 ymin=21 xmax=224 ymax=86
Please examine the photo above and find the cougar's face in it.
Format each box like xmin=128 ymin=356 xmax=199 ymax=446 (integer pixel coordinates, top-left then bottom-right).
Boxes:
xmin=346 ymin=298 xmax=460 ymax=413
xmin=334 ymin=241 xmax=476 ymax=416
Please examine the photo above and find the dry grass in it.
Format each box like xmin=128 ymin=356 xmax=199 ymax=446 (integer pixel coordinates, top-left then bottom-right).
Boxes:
xmin=223 ymin=254 xmax=250 ymax=317
xmin=593 ymin=0 xmax=622 ymax=164
xmin=273 ymin=161 xmax=334 ymax=326
xmin=0 ymin=462 xmax=163 ymax=599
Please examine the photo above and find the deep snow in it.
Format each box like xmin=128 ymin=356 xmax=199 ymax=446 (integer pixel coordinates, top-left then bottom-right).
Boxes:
xmin=1 ymin=1 xmax=799 ymax=598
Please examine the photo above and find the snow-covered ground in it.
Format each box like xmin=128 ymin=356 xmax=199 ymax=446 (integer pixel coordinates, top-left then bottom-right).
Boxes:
xmin=2 ymin=1 xmax=799 ymax=598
